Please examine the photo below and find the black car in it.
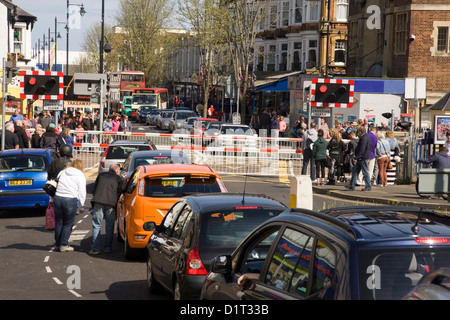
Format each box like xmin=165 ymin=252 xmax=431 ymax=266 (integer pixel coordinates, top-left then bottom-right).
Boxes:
xmin=143 ymin=193 xmax=287 ymax=300
xmin=136 ymin=105 xmax=156 ymax=123
xmin=120 ymin=150 xmax=191 ymax=187
xmin=201 ymin=206 xmax=450 ymax=300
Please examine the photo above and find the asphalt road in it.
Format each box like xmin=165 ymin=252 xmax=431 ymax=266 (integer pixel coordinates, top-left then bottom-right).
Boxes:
xmin=0 ymin=171 xmax=370 ymax=300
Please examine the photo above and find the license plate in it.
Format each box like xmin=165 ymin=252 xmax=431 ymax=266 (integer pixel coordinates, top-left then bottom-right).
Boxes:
xmin=9 ymin=179 xmax=32 ymax=186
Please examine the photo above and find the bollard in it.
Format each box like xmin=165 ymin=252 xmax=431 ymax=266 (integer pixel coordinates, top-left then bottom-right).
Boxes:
xmin=289 ymin=175 xmax=313 ymax=210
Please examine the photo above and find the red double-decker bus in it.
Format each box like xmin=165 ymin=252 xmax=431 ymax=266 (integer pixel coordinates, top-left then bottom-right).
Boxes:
xmin=109 ymin=71 xmax=145 ymax=113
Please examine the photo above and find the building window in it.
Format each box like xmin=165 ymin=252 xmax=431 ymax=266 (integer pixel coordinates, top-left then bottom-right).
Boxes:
xmin=14 ymin=28 xmax=23 ymax=54
xmin=292 ymin=41 xmax=302 ymax=70
xmin=309 ymin=0 xmax=319 ymax=21
xmin=437 ymin=27 xmax=449 ymax=52
xmin=280 ymin=2 xmax=290 ymax=27
xmin=334 ymin=40 xmax=346 ymax=65
xmin=279 ymin=43 xmax=288 ymax=71
xmin=431 ymin=22 xmax=450 ymax=57
xmin=394 ymin=12 xmax=408 ymax=54
xmin=270 ymin=5 xmax=277 ymax=29
xmin=307 ymin=40 xmax=318 ymax=68
xmin=268 ymin=45 xmax=276 ymax=71
xmin=336 ymin=0 xmax=349 ymax=22
xmin=293 ymin=0 xmax=303 ymax=24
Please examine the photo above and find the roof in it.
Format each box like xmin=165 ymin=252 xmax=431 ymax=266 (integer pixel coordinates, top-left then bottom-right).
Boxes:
xmin=0 ymin=148 xmax=52 ymax=156
xmin=139 ymin=163 xmax=218 ymax=175
xmin=0 ymin=0 xmax=37 ymax=23
xmin=185 ymin=193 xmax=286 ymax=212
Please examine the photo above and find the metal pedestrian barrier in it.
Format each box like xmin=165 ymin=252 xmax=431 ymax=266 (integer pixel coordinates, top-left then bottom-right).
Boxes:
xmin=68 ymin=130 xmax=304 ymax=176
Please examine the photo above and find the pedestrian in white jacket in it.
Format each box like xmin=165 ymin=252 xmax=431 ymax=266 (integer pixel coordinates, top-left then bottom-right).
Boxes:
xmin=53 ymin=159 xmax=86 ymax=252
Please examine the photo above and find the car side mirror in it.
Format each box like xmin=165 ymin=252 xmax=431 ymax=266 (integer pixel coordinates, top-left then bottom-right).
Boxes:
xmin=210 ymin=255 xmax=232 ymax=274
xmin=143 ymin=221 xmax=157 ymax=231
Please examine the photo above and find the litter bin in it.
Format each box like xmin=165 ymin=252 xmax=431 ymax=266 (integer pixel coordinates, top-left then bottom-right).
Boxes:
xmin=416 ymin=168 xmax=450 ymax=200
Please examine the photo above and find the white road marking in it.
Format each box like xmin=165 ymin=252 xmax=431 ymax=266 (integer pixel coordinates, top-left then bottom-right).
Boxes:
xmin=68 ymin=289 xmax=82 ymax=298
xmin=45 ymin=266 xmax=52 ymax=273
xmin=53 ymin=277 xmax=63 ymax=285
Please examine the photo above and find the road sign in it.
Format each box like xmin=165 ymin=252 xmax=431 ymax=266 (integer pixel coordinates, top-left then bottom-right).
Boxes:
xmin=43 ymin=99 xmax=64 ymax=110
xmin=311 ymin=107 xmax=331 ymax=117
xmin=310 ymin=78 xmax=354 ymax=108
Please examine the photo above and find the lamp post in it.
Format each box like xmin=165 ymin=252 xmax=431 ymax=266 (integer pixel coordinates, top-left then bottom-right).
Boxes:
xmin=99 ymin=0 xmax=112 ymax=74
xmin=66 ymin=1 xmax=86 ymax=75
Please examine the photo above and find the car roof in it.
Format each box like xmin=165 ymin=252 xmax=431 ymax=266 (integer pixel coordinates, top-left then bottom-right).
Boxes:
xmin=109 ymin=140 xmax=154 ymax=146
xmin=183 ymin=193 xmax=286 ymax=212
xmin=138 ymin=163 xmax=219 ymax=176
xmin=275 ymin=206 xmax=450 ymax=243
xmin=130 ymin=150 xmax=187 ymax=158
xmin=0 ymin=148 xmax=53 ymax=156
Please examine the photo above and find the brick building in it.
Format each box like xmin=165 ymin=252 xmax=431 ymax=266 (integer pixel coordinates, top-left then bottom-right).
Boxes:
xmin=347 ymin=0 xmax=450 ymax=106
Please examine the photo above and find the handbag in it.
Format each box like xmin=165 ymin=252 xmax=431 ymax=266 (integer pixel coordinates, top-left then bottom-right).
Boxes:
xmin=43 ymin=179 xmax=58 ymax=197
xmin=381 ymin=143 xmax=394 ymax=170
xmin=45 ymin=203 xmax=55 ymax=229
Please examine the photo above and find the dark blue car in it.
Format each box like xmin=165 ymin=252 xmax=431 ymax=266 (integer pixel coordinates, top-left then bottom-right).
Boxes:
xmin=0 ymin=148 xmax=54 ymax=210
xmin=201 ymin=205 xmax=450 ymax=300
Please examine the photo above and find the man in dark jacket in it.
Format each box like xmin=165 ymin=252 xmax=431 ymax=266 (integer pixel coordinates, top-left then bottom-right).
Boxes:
xmin=259 ymin=108 xmax=272 ymax=137
xmin=14 ymin=120 xmax=29 ymax=148
xmin=347 ymin=126 xmax=372 ymax=191
xmin=418 ymin=146 xmax=450 ymax=169
xmin=90 ymin=163 xmax=123 ymax=255
xmin=47 ymin=144 xmax=73 ymax=180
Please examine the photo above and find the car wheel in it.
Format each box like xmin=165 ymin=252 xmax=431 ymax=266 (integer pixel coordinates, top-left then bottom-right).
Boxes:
xmin=117 ymin=223 xmax=123 ymax=242
xmin=146 ymin=254 xmax=162 ymax=294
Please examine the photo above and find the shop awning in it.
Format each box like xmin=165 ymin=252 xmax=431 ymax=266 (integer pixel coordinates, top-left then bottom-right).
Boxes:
xmin=424 ymin=91 xmax=450 ymax=111
xmin=254 ymin=71 xmax=299 ymax=92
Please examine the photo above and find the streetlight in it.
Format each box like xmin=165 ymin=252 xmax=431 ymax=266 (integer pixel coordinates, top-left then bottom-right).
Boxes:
xmin=66 ymin=1 xmax=86 ymax=75
xmin=54 ymin=17 xmax=65 ymax=71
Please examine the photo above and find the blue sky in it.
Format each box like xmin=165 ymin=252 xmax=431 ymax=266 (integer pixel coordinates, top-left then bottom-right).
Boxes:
xmin=13 ymin=0 xmax=121 ymax=52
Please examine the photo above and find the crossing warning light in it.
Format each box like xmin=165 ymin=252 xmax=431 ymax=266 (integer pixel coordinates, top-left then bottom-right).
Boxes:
xmin=20 ymin=71 xmax=64 ymax=100
xmin=310 ymin=78 xmax=354 ymax=108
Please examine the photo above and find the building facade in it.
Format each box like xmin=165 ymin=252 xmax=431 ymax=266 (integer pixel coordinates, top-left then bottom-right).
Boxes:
xmin=347 ymin=0 xmax=450 ymax=106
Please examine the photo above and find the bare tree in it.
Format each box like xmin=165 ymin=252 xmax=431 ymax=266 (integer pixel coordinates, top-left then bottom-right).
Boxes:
xmin=178 ymin=0 xmax=227 ymax=117
xmin=115 ymin=0 xmax=176 ymax=86
xmin=214 ymin=0 xmax=269 ymax=122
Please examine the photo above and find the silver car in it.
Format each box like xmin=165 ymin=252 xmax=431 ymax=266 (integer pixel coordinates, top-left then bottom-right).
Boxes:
xmin=168 ymin=110 xmax=198 ymax=133
xmin=157 ymin=109 xmax=174 ymax=130
xmin=98 ymin=140 xmax=157 ymax=173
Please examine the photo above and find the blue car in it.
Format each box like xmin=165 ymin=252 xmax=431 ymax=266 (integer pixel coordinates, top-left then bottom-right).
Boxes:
xmin=201 ymin=205 xmax=450 ymax=300
xmin=0 ymin=148 xmax=54 ymax=210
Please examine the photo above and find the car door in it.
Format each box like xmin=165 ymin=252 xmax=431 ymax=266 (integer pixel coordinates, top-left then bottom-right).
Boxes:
xmin=117 ymin=169 xmax=139 ymax=240
xmin=205 ymin=224 xmax=282 ymax=300
xmin=149 ymin=201 xmax=186 ymax=289
xmin=242 ymin=226 xmax=339 ymax=300
xmin=158 ymin=204 xmax=194 ymax=290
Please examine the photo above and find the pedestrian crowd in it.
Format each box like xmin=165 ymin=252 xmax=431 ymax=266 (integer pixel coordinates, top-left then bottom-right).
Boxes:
xmin=297 ymin=117 xmax=401 ymax=191
xmin=1 ymin=108 xmax=133 ymax=152
xmin=1 ymin=108 xmax=127 ymax=255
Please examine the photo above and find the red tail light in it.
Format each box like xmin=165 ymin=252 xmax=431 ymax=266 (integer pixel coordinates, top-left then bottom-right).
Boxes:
xmin=186 ymin=248 xmax=208 ymax=275
xmin=415 ymin=238 xmax=450 ymax=244
xmin=100 ymin=146 xmax=109 ymax=168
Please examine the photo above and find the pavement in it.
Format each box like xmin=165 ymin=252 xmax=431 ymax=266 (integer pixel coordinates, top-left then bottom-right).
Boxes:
xmin=312 ymin=182 xmax=450 ymax=215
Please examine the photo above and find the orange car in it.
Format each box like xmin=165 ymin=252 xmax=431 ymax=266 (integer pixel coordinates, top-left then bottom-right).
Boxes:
xmin=116 ymin=163 xmax=227 ymax=259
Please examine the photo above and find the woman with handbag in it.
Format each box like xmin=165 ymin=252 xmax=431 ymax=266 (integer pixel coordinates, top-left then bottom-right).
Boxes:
xmin=53 ymin=159 xmax=86 ymax=252
xmin=375 ymin=132 xmax=391 ymax=187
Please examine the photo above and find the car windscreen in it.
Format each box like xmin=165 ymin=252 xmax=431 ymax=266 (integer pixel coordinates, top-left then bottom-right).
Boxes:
xmin=144 ymin=175 xmax=220 ymax=197
xmin=177 ymin=112 xmax=197 ymax=120
xmin=106 ymin=145 xmax=151 ymax=160
xmin=198 ymin=208 xmax=284 ymax=248
xmin=220 ymin=126 xmax=252 ymax=135
xmin=134 ymin=154 xmax=190 ymax=167
xmin=140 ymin=106 xmax=155 ymax=112
xmin=358 ymin=247 xmax=450 ymax=300
xmin=0 ymin=155 xmax=48 ymax=172
xmin=133 ymin=94 xmax=157 ymax=104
